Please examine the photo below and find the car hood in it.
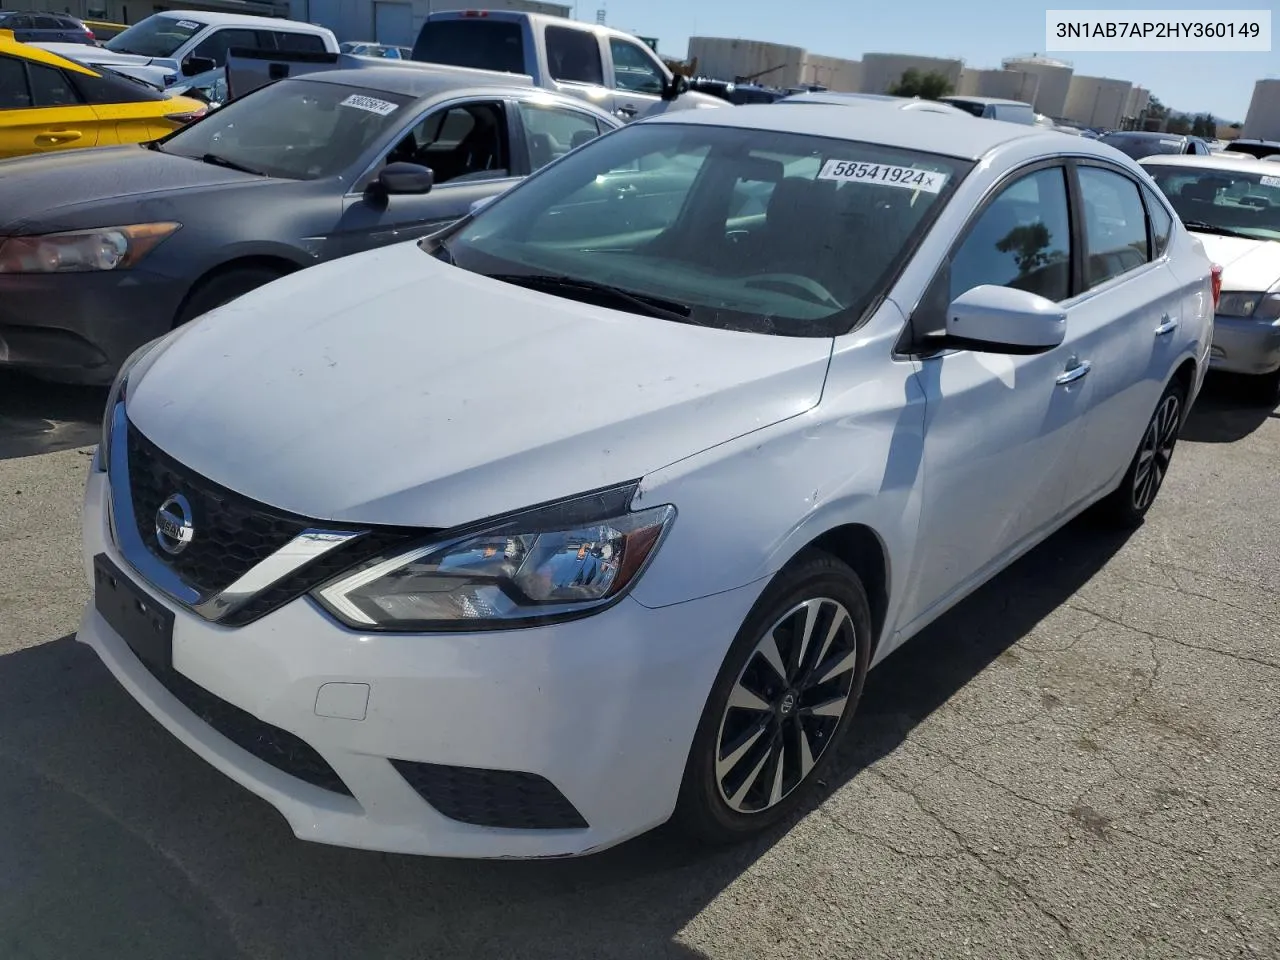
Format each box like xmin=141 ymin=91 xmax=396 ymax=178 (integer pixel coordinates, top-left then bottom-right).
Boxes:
xmin=0 ymin=147 xmax=260 ymax=233
xmin=34 ymin=42 xmax=178 ymax=71
xmin=127 ymin=241 xmax=832 ymax=528
xmin=1193 ymin=233 xmax=1280 ymax=292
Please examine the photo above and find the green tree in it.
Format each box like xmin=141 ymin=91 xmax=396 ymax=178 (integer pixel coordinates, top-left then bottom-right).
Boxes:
xmin=1165 ymin=114 xmax=1191 ymax=135
xmin=1191 ymin=113 xmax=1216 ymax=138
xmin=886 ymin=68 xmax=954 ymax=100
xmin=1146 ymin=94 xmax=1167 ymax=120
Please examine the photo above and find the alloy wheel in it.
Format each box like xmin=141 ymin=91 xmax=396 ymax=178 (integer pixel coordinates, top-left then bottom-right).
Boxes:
xmin=714 ymin=598 xmax=858 ymax=814
xmin=1132 ymin=392 xmax=1181 ymax=512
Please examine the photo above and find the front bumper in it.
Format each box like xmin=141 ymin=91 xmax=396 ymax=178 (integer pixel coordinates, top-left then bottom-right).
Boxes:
xmin=0 ymin=269 xmax=186 ymax=383
xmin=1209 ymin=314 xmax=1280 ymax=376
xmin=78 ymin=469 xmax=759 ymax=858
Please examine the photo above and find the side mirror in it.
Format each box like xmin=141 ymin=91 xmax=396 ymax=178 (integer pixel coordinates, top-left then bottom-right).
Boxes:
xmin=182 ymin=55 xmax=215 ymax=77
xmin=469 ymin=194 xmax=499 ymax=216
xmin=376 ymin=162 xmax=434 ymax=195
xmin=662 ymin=73 xmax=689 ymax=102
xmin=944 ymin=284 xmax=1066 ymax=353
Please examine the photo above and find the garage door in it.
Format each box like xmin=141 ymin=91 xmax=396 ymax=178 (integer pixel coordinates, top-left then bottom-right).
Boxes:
xmin=373 ymin=2 xmax=413 ymax=46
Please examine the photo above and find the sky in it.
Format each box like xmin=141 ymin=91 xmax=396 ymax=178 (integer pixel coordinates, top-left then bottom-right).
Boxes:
xmin=578 ymin=0 xmax=1276 ymax=122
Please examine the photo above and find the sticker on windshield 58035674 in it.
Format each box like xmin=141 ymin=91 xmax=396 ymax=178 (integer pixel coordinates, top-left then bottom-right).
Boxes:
xmin=1261 ymin=175 xmax=1280 ymax=188
xmin=340 ymin=94 xmax=399 ymax=116
xmin=818 ymin=160 xmax=948 ymax=193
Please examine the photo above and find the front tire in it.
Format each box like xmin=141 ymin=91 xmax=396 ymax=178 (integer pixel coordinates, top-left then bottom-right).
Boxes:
xmin=673 ymin=550 xmax=871 ymax=844
xmin=1098 ymin=378 xmax=1187 ymax=528
xmin=176 ymin=266 xmax=287 ymax=327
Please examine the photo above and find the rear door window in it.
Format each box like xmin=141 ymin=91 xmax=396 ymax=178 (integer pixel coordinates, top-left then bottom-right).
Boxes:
xmin=0 ymin=56 xmax=32 ymax=108
xmin=1078 ymin=166 xmax=1151 ymax=287
xmin=27 ymin=62 xmax=82 ymax=107
xmin=274 ymin=31 xmax=327 ymax=52
xmin=545 ymin=25 xmax=603 ymax=85
xmin=518 ymin=101 xmax=603 ymax=170
xmin=191 ymin=28 xmax=265 ymax=65
xmin=1142 ymin=186 xmax=1174 ymax=257
xmin=411 ymin=19 xmax=525 ymax=74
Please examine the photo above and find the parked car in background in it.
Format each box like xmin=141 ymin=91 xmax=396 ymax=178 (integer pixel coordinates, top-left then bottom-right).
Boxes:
xmin=80 ymin=105 xmax=1213 ymax=860
xmin=31 ymin=10 xmax=338 ymax=89
xmin=409 ymin=11 xmax=725 ymax=120
xmin=1223 ymin=139 xmax=1280 ymax=160
xmin=1099 ymin=131 xmax=1212 ymax=160
xmin=82 ymin=19 xmax=128 ymax=42
xmin=0 ymin=32 xmax=205 ymax=159
xmin=688 ymin=78 xmax=782 ymax=104
xmin=777 ymin=91 xmax=973 ymax=116
xmin=0 ymin=10 xmax=93 ymax=44
xmin=1142 ymin=152 xmax=1280 ymax=403
xmin=939 ymin=96 xmax=1036 ymax=124
xmin=0 ymin=65 xmax=619 ymax=383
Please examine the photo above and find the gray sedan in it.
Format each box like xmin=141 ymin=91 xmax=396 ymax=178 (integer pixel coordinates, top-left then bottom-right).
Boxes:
xmin=0 ymin=66 xmax=620 ymax=383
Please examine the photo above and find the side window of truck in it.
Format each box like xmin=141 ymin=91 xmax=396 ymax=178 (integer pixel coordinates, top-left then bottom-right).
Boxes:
xmin=545 ymin=25 xmax=603 ymax=85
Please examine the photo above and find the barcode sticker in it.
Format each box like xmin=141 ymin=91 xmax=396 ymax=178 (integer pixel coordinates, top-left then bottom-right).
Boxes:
xmin=340 ymin=94 xmax=399 ymax=116
xmin=818 ymin=160 xmax=948 ymax=193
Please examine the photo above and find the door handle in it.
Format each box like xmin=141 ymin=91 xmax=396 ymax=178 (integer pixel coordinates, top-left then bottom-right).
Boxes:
xmin=1155 ymin=314 xmax=1179 ymax=336
xmin=35 ymin=130 xmax=81 ymax=145
xmin=615 ymin=105 xmax=636 ymax=118
xmin=1055 ymin=359 xmax=1092 ymax=385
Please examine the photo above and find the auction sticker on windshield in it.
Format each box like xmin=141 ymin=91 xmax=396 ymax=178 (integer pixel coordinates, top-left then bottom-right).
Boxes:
xmin=175 ymin=20 xmax=201 ymax=29
xmin=818 ymin=160 xmax=948 ymax=193
xmin=340 ymin=94 xmax=399 ymax=116
xmin=1261 ymin=175 xmax=1280 ymax=188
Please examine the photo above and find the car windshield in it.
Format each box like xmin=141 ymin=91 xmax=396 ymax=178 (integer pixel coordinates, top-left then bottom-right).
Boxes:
xmin=1100 ymin=134 xmax=1184 ymax=160
xmin=944 ymin=99 xmax=986 ymax=118
xmin=437 ymin=122 xmax=970 ymax=336
xmin=1145 ymin=164 xmax=1280 ymax=241
xmin=158 ymin=78 xmax=410 ymax=180
xmin=105 ymin=14 xmax=204 ymax=57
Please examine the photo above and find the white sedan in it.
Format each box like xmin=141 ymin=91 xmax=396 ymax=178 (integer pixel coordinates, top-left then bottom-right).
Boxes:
xmin=79 ymin=104 xmax=1215 ymax=858
xmin=1141 ymin=152 xmax=1280 ymax=403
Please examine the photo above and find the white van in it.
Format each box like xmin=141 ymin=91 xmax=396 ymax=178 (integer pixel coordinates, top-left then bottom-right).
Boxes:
xmin=940 ymin=96 xmax=1037 ymax=125
xmin=33 ymin=10 xmax=337 ymax=88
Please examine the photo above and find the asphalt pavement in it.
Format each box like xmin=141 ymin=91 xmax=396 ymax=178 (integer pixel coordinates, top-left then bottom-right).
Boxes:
xmin=0 ymin=369 xmax=1277 ymax=960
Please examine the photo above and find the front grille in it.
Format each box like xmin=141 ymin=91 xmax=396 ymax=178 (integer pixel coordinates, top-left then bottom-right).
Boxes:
xmin=127 ymin=424 xmax=312 ymax=596
xmin=142 ymin=655 xmax=352 ymax=797
xmin=390 ymin=760 xmax=588 ymax=830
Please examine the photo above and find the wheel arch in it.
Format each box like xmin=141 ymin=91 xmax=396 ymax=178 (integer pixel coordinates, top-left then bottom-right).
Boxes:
xmin=172 ymin=255 xmax=304 ymax=329
xmin=787 ymin=523 xmax=891 ymax=659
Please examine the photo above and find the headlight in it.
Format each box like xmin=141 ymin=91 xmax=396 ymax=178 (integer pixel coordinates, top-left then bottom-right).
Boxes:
xmin=1217 ymin=291 xmax=1280 ymax=320
xmin=0 ymin=222 xmax=180 ymax=274
xmin=314 ymin=487 xmax=675 ymax=631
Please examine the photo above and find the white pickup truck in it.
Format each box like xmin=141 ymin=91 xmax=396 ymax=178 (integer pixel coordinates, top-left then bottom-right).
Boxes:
xmin=406 ymin=11 xmax=725 ymax=121
xmin=33 ymin=10 xmax=337 ymax=89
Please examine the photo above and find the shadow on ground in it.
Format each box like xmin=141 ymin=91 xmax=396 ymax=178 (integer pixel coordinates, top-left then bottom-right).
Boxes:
xmin=1182 ymin=372 xmax=1279 ymax=444
xmin=0 ymin=372 xmax=105 ymax=461
xmin=0 ymin=518 xmax=1132 ymax=960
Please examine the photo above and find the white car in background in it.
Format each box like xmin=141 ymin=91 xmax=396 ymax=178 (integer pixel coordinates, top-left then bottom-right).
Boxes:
xmin=80 ymin=105 xmax=1214 ymax=859
xmin=33 ymin=10 xmax=337 ymax=88
xmin=1142 ymin=153 xmax=1280 ymax=403
xmin=776 ymin=91 xmax=974 ymax=117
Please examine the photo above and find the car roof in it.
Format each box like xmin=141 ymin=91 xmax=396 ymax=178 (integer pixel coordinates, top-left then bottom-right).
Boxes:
xmin=149 ymin=9 xmax=329 ymax=28
xmin=297 ymin=66 xmax=615 ymax=117
xmin=1104 ymin=131 xmax=1188 ymax=140
xmin=943 ymin=96 xmax=1031 ymax=106
xmin=0 ymin=30 xmax=98 ymax=73
xmin=1229 ymin=138 xmax=1280 ymax=147
xmin=1138 ymin=152 xmax=1280 ymax=175
xmin=643 ymin=102 xmax=1089 ymax=160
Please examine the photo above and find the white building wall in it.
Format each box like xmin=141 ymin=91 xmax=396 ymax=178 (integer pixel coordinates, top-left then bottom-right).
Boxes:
xmin=687 ymin=36 xmax=807 ymax=87
xmin=801 ymin=54 xmax=862 ymax=92
xmin=860 ymin=53 xmax=963 ymax=95
xmin=1125 ymin=85 xmax=1150 ymax=120
xmin=1242 ymin=79 xmax=1280 ymax=140
xmin=1002 ymin=56 xmax=1073 ymax=118
xmin=1063 ymin=74 xmax=1133 ymax=129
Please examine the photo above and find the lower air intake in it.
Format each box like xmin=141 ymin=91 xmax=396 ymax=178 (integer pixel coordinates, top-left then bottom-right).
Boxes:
xmin=390 ymin=760 xmax=588 ymax=830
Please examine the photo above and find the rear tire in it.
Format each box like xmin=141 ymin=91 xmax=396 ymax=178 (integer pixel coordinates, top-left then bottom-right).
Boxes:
xmin=176 ymin=267 xmax=287 ymax=327
xmin=673 ymin=549 xmax=871 ymax=845
xmin=1098 ymin=378 xmax=1187 ymax=528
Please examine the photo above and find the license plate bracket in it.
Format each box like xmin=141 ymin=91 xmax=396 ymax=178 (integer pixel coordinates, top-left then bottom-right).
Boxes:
xmin=94 ymin=553 xmax=174 ymax=674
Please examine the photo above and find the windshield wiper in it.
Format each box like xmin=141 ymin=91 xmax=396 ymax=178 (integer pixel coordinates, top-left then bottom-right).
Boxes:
xmin=486 ymin=273 xmax=694 ymax=323
xmin=1180 ymin=219 xmax=1255 ymax=240
xmin=200 ymin=153 xmax=265 ymax=176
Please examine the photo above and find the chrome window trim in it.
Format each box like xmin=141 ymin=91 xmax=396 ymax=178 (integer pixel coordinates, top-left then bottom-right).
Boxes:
xmin=106 ymin=401 xmax=365 ymax=622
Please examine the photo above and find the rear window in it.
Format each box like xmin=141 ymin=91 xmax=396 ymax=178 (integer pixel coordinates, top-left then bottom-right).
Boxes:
xmin=275 ymin=31 xmax=327 ymax=52
xmin=411 ymin=19 xmax=524 ymax=74
xmin=944 ymin=99 xmax=986 ymax=118
xmin=1100 ymin=134 xmax=1184 ymax=160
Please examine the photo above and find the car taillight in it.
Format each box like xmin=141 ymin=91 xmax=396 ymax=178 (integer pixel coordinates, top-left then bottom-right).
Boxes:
xmin=84 ymin=26 xmax=95 ymax=39
xmin=165 ymin=107 xmax=207 ymax=124
xmin=1210 ymin=264 xmax=1223 ymax=311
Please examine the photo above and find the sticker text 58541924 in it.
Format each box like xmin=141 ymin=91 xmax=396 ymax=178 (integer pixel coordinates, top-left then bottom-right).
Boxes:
xmin=817 ymin=160 xmax=949 ymax=193
xmin=340 ymin=94 xmax=399 ymax=116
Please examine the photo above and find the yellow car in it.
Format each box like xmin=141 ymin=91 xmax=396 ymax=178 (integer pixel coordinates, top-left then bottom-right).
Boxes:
xmin=0 ymin=29 xmax=206 ymax=160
